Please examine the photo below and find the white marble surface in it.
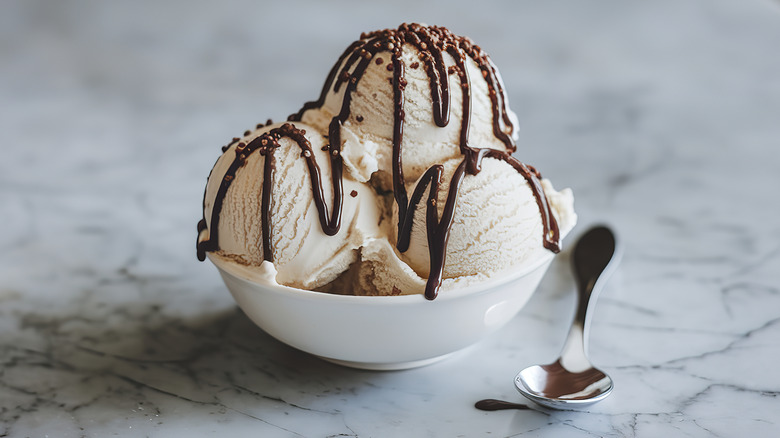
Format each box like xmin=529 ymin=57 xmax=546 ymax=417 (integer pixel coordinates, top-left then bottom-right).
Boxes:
xmin=2 ymin=0 xmax=780 ymax=436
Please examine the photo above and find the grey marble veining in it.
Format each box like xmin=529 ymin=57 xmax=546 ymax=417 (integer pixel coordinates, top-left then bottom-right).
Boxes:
xmin=2 ymin=0 xmax=780 ymax=436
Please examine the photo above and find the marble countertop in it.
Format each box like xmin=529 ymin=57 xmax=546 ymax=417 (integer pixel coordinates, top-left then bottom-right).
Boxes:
xmin=2 ymin=0 xmax=779 ymax=436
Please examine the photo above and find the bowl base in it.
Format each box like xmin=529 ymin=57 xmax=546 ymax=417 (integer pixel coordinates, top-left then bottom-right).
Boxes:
xmin=317 ymin=352 xmax=457 ymax=371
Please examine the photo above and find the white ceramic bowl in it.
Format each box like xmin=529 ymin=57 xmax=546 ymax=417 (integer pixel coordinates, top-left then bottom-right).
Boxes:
xmin=209 ymin=253 xmax=554 ymax=370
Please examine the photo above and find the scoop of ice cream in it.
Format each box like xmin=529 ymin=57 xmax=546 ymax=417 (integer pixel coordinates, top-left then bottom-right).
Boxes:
xmin=396 ymin=156 xmax=576 ymax=282
xmin=197 ymin=122 xmax=381 ymax=289
xmin=325 ymin=152 xmax=576 ymax=298
xmin=294 ymin=23 xmax=519 ymax=187
xmin=199 ymin=23 xmax=576 ymax=300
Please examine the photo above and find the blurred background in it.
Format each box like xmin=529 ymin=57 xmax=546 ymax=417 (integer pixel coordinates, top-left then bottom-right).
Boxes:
xmin=3 ymin=0 xmax=780 ymax=362
xmin=4 ymin=0 xmax=779 ymax=290
xmin=2 ymin=1 xmax=780 ymax=435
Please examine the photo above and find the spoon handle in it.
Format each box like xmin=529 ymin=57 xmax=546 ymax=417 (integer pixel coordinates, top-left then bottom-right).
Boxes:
xmin=559 ymin=226 xmax=620 ymax=371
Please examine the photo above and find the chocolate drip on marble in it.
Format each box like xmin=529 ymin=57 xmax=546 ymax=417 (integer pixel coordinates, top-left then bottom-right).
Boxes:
xmin=197 ymin=123 xmax=342 ymax=262
xmin=474 ymin=399 xmax=532 ymax=411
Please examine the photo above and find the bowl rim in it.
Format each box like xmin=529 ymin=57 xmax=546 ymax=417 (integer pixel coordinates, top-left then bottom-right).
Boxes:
xmin=208 ymin=249 xmax=555 ymax=305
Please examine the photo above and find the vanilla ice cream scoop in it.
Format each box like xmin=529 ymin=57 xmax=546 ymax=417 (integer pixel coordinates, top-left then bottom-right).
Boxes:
xmin=398 ymin=156 xmax=576 ymax=282
xmin=197 ymin=122 xmax=381 ymax=289
xmin=292 ymin=23 xmax=519 ymax=186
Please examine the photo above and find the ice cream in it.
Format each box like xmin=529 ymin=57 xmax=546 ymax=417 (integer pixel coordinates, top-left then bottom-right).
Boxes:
xmin=197 ymin=23 xmax=576 ymax=300
xmin=197 ymin=122 xmax=382 ymax=290
xmin=397 ymin=156 xmax=575 ymax=281
xmin=294 ymin=24 xmax=519 ymax=187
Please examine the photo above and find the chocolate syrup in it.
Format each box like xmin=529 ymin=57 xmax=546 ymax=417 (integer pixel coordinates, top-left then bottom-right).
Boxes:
xmin=197 ymin=123 xmax=342 ymax=261
xmin=198 ymin=24 xmax=561 ymax=300
xmin=474 ymin=399 xmax=532 ymax=411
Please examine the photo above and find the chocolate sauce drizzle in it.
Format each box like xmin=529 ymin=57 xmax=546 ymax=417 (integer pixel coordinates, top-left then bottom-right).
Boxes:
xmin=474 ymin=399 xmax=532 ymax=411
xmin=199 ymin=23 xmax=561 ymax=300
xmin=197 ymin=123 xmax=342 ymax=262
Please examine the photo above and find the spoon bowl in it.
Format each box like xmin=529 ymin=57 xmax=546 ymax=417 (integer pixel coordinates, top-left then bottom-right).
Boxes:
xmin=514 ymin=360 xmax=613 ymax=409
xmin=514 ymin=225 xmax=620 ymax=408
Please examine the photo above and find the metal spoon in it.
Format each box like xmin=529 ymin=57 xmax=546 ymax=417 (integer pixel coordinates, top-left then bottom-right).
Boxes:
xmin=514 ymin=225 xmax=621 ymax=409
